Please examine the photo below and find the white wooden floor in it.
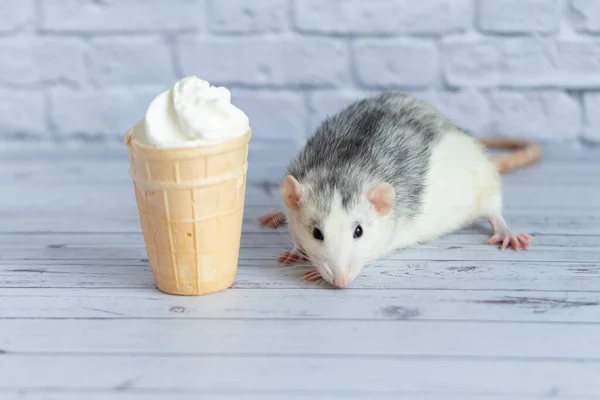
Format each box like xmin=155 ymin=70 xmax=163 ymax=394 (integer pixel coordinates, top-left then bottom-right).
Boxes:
xmin=1 ymin=142 xmax=600 ymax=400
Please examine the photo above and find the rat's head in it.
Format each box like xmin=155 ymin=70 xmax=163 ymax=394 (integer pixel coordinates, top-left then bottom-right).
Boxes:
xmin=280 ymin=175 xmax=395 ymax=288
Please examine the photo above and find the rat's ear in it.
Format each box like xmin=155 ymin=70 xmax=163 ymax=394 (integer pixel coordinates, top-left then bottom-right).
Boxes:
xmin=367 ymin=183 xmax=395 ymax=216
xmin=280 ymin=175 xmax=302 ymax=210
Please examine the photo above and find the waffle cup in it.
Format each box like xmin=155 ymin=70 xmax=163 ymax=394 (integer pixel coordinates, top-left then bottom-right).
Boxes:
xmin=124 ymin=129 xmax=251 ymax=296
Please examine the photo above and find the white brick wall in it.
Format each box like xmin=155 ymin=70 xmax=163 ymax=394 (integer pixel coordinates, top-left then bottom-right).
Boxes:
xmin=1 ymin=0 xmax=599 ymax=144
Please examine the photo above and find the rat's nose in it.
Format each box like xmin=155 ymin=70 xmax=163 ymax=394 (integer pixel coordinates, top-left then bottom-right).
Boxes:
xmin=332 ymin=275 xmax=350 ymax=288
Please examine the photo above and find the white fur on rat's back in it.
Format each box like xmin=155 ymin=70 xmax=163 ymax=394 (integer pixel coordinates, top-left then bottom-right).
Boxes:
xmin=392 ymin=128 xmax=502 ymax=249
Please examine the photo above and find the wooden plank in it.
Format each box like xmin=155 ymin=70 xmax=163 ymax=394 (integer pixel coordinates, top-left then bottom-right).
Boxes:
xmin=2 ymin=232 xmax=600 ymax=250
xmin=1 ymin=259 xmax=598 ymax=291
xmin=502 ymin=163 xmax=600 ymax=184
xmin=1 ymin=355 xmax=599 ymax=396
xmin=7 ymin=394 xmax=591 ymax=400
xmin=532 ymin=145 xmax=600 ymax=160
xmin=1 ymin=183 xmax=278 ymax=208
xmin=3 ymin=244 xmax=598 ymax=263
xmin=1 ymin=208 xmax=599 ymax=234
xmin=2 ymin=220 xmax=597 ymax=262
xmin=2 ymin=319 xmax=600 ymax=359
xmin=0 ymin=157 xmax=291 ymax=185
xmin=4 ymin=180 xmax=598 ymax=210
xmin=502 ymin=184 xmax=599 ymax=209
xmin=3 ymin=393 xmax=597 ymax=400
xmin=1 ymin=288 xmax=599 ymax=322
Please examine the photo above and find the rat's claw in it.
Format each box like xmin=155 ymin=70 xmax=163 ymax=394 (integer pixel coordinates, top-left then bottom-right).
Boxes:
xmin=517 ymin=233 xmax=533 ymax=249
xmin=486 ymin=235 xmax=503 ymax=245
xmin=303 ymin=269 xmax=321 ymax=281
xmin=521 ymin=233 xmax=534 ymax=242
xmin=501 ymin=236 xmax=513 ymax=251
xmin=257 ymin=211 xmax=287 ymax=228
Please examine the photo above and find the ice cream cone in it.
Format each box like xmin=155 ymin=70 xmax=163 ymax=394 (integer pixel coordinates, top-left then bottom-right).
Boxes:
xmin=125 ymin=129 xmax=251 ymax=295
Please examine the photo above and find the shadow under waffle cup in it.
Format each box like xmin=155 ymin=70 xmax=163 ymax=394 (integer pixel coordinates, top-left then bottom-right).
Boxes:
xmin=125 ymin=130 xmax=251 ymax=296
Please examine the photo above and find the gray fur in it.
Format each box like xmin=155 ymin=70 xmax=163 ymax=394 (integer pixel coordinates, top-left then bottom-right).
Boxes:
xmin=287 ymin=92 xmax=459 ymax=222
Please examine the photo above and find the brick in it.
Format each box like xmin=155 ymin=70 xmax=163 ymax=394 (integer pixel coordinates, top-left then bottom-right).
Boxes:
xmin=50 ymin=87 xmax=158 ymax=137
xmin=0 ymin=90 xmax=46 ymax=137
xmin=432 ymin=90 xmax=489 ymax=133
xmin=308 ymin=91 xmax=370 ymax=131
xmin=571 ymin=0 xmax=600 ymax=33
xmin=88 ymin=37 xmax=176 ymax=87
xmin=231 ymin=90 xmax=306 ymax=142
xmin=295 ymin=0 xmax=469 ymax=35
xmin=354 ymin=39 xmax=438 ymax=88
xmin=0 ymin=0 xmax=33 ymax=32
xmin=211 ymin=0 xmax=287 ymax=33
xmin=497 ymin=38 xmax=554 ymax=87
xmin=442 ymin=38 xmax=499 ymax=87
xmin=583 ymin=93 xmax=600 ymax=143
xmin=177 ymin=37 xmax=348 ymax=88
xmin=39 ymin=0 xmax=201 ymax=33
xmin=488 ymin=91 xmax=580 ymax=140
xmin=478 ymin=0 xmax=561 ymax=33
xmin=0 ymin=38 xmax=85 ymax=87
xmin=398 ymin=0 xmax=471 ymax=34
xmin=295 ymin=0 xmax=402 ymax=35
xmin=553 ymin=40 xmax=600 ymax=87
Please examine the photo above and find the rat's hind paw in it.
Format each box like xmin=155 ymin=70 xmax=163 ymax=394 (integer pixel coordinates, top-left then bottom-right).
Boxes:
xmin=257 ymin=211 xmax=287 ymax=228
xmin=487 ymin=213 xmax=533 ymax=251
xmin=303 ymin=268 xmax=321 ymax=281
xmin=277 ymin=249 xmax=307 ymax=264
xmin=487 ymin=232 xmax=533 ymax=251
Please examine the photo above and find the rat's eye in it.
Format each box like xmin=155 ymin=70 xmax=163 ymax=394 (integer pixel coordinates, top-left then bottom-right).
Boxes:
xmin=353 ymin=225 xmax=363 ymax=239
xmin=312 ymin=228 xmax=324 ymax=241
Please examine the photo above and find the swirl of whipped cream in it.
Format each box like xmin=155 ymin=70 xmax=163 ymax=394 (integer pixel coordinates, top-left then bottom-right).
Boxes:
xmin=138 ymin=76 xmax=249 ymax=148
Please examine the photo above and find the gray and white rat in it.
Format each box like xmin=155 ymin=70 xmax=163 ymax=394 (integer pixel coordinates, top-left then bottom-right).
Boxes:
xmin=257 ymin=92 xmax=542 ymax=288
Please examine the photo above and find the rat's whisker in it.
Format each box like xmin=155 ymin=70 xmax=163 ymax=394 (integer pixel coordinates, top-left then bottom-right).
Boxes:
xmin=274 ymin=223 xmax=296 ymax=250
xmin=280 ymin=263 xmax=313 ymax=270
xmin=316 ymin=278 xmax=328 ymax=288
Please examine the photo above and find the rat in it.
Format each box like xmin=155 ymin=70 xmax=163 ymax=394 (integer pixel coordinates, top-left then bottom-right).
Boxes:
xmin=256 ymin=92 xmax=542 ymax=288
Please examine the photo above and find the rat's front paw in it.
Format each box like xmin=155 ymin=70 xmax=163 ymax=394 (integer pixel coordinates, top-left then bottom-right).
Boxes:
xmin=303 ymin=268 xmax=321 ymax=281
xmin=277 ymin=249 xmax=307 ymax=264
xmin=487 ymin=232 xmax=533 ymax=251
xmin=257 ymin=211 xmax=287 ymax=228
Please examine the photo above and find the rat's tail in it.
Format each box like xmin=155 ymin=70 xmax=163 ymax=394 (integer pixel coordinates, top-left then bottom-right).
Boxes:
xmin=478 ymin=137 xmax=542 ymax=174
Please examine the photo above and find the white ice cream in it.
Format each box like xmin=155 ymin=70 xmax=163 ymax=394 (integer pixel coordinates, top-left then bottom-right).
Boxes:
xmin=131 ymin=76 xmax=250 ymax=148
